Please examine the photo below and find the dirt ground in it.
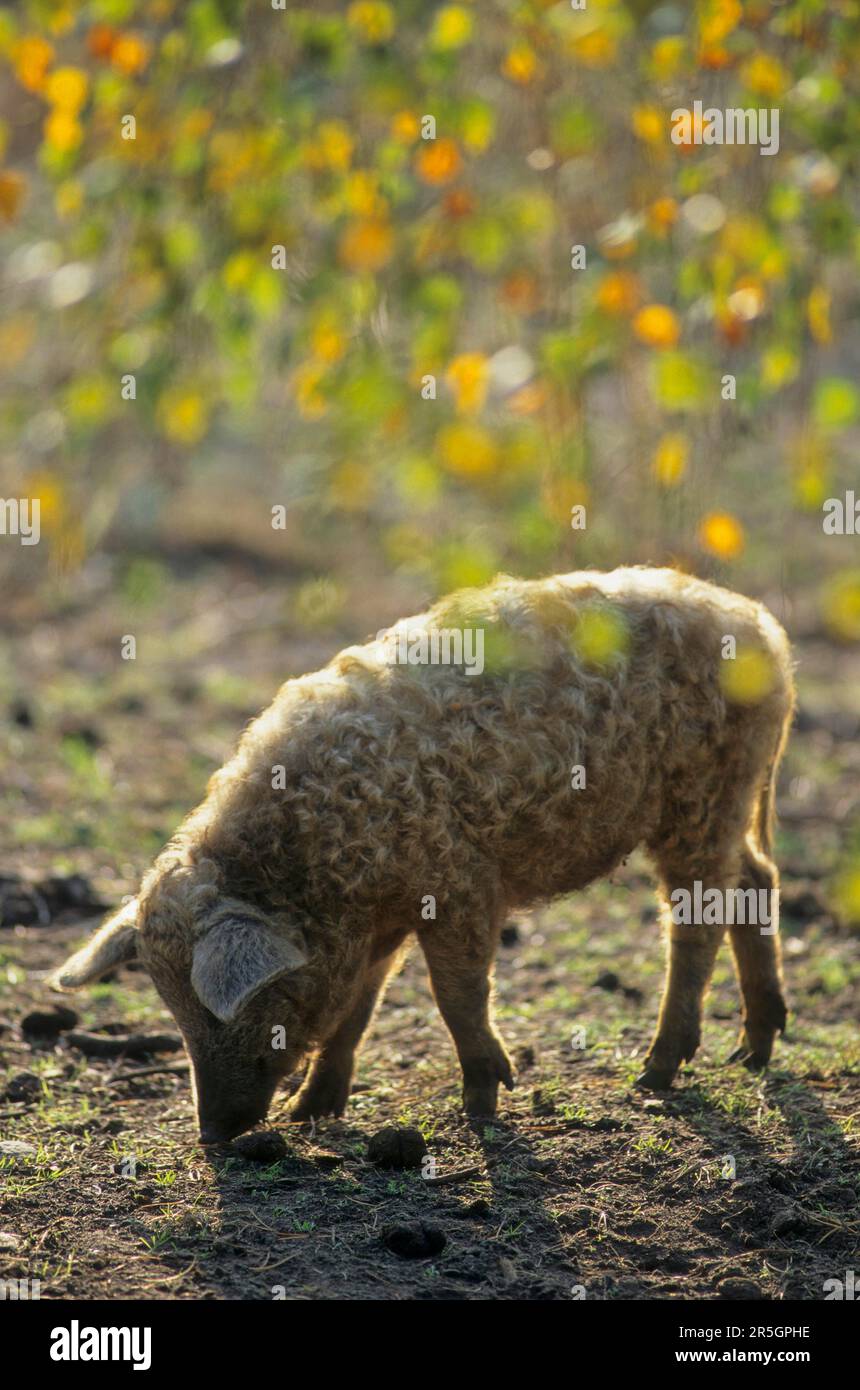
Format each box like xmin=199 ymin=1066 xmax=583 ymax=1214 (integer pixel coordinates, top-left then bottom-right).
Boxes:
xmin=1 ymin=561 xmax=858 ymax=1301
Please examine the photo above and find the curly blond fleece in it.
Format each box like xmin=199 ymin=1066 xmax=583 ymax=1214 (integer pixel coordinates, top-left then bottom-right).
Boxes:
xmin=54 ymin=566 xmax=795 ymax=1137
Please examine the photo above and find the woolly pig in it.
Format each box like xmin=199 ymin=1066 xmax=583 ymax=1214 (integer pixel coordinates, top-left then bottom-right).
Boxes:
xmin=50 ymin=567 xmax=794 ymax=1142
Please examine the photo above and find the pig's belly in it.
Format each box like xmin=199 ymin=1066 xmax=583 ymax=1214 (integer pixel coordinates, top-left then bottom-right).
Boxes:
xmin=491 ymin=783 xmax=649 ymax=905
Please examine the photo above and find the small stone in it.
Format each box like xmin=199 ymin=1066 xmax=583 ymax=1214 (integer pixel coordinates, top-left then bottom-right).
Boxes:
xmin=22 ymin=1006 xmax=79 ymax=1039
xmin=0 ymin=1232 xmax=20 ymax=1251
xmin=367 ymin=1126 xmax=427 ymax=1170
xmin=231 ymin=1130 xmax=288 ymax=1163
xmin=0 ymin=1140 xmax=36 ymax=1164
xmin=593 ymin=971 xmax=620 ymax=991
xmin=10 ymin=699 xmax=33 ymax=728
xmin=312 ymin=1151 xmax=343 ymax=1171
xmin=530 ymin=1087 xmax=556 ymax=1117
xmin=717 ymin=1277 xmax=764 ymax=1300
xmin=2 ymin=1071 xmax=43 ymax=1103
xmin=113 ymin=1158 xmax=149 ymax=1177
xmin=782 ymin=884 xmax=828 ymax=922
xmin=771 ymin=1207 xmax=811 ymax=1238
xmin=464 ymin=1198 xmax=491 ymax=1219
xmin=382 ymin=1222 xmax=446 ymax=1259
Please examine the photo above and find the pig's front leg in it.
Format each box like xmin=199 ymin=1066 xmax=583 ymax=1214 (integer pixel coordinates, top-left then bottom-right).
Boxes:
xmin=289 ymin=953 xmax=397 ymax=1121
xmin=418 ymin=916 xmax=514 ymax=1117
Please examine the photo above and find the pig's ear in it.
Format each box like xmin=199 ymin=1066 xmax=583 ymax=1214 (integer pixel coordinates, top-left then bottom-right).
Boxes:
xmin=48 ymin=898 xmax=139 ymax=990
xmin=191 ymin=913 xmax=308 ymax=1024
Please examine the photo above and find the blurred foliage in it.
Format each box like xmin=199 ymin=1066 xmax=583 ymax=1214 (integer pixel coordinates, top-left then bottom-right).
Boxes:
xmin=1 ymin=0 xmax=860 ymax=625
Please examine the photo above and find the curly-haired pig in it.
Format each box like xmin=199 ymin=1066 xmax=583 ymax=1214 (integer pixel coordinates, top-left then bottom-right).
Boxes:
xmin=50 ymin=567 xmax=794 ymax=1141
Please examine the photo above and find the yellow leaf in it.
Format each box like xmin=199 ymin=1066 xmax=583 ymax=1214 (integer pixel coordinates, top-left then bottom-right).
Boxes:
xmin=55 ymin=178 xmax=83 ymax=219
xmin=793 ymin=469 xmax=828 ymax=510
xmin=45 ymin=66 xmax=88 ymax=113
xmin=110 ymin=34 xmax=151 ymax=75
xmin=834 ymin=864 xmax=860 ymax=925
xmin=699 ymin=0 xmax=742 ymax=46
xmin=13 ymin=36 xmax=54 ymax=94
xmin=647 ymin=197 xmax=679 ymax=234
xmin=502 ymin=44 xmax=539 ymax=85
xmin=650 ymin=36 xmax=686 ymax=78
xmin=633 ymin=304 xmax=681 ymax=349
xmin=571 ymin=29 xmax=617 ymax=69
xmin=653 ymin=433 xmax=688 ymax=486
xmin=631 ymin=105 xmax=663 ymax=144
xmin=720 ymin=646 xmax=777 ymax=704
xmin=311 ymin=314 xmax=347 ymax=364
xmin=28 ymin=472 xmax=67 ymax=532
xmin=741 ymin=53 xmax=788 ymax=99
xmin=345 ymin=170 xmax=386 ymax=218
xmin=807 ymin=286 xmax=832 ymax=345
xmin=330 ymin=460 xmax=373 ymax=510
xmin=157 ymin=389 xmax=209 ymax=445
xmin=316 ymin=120 xmax=354 ymax=172
xmin=0 ymin=313 xmax=36 ymax=366
xmin=446 ymin=353 xmax=488 ymax=416
xmin=347 ymin=2 xmax=395 ymax=44
xmin=821 ymin=573 xmax=860 ymax=642
xmin=431 ymin=6 xmax=473 ymax=51
xmin=222 ymin=251 xmax=256 ymax=292
xmin=596 ymin=271 xmax=641 ymax=316
xmin=293 ymin=362 xmax=328 ymax=420
xmin=338 ymin=219 xmax=393 ymax=272
xmin=0 ymin=170 xmax=26 ymax=222
xmin=390 ymin=111 xmax=420 ymax=144
xmin=571 ymin=607 xmax=629 ymax=671
xmin=437 ymin=422 xmax=499 ymax=477
xmin=760 ymin=346 xmax=798 ymax=390
xmin=699 ymin=511 xmax=744 ymax=559
xmin=44 ymin=110 xmax=84 ymax=153
xmin=415 ymin=138 xmax=462 ymax=186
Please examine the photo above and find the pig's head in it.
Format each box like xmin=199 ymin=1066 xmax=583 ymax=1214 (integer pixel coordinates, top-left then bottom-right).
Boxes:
xmin=49 ymin=888 xmax=313 ymax=1143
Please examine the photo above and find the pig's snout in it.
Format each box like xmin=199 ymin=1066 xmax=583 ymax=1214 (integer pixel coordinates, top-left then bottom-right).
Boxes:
xmin=198 ymin=1112 xmax=258 ymax=1145
xmin=192 ymin=1061 xmax=278 ymax=1144
xmin=198 ymin=1102 xmax=268 ymax=1144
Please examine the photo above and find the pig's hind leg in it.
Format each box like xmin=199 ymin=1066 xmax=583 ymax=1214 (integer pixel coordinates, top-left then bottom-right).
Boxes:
xmin=638 ymin=754 xmax=770 ymax=1090
xmin=726 ymin=840 xmax=787 ymax=1070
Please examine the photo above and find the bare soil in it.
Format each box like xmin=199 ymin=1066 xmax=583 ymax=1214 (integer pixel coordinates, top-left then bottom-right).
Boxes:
xmin=1 ymin=563 xmax=858 ymax=1301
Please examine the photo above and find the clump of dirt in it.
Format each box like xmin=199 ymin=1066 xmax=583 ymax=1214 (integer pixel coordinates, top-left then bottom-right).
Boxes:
xmin=231 ymin=1131 xmax=289 ymax=1163
xmin=367 ymin=1126 xmax=428 ymax=1170
xmin=383 ymin=1223 xmax=447 ymax=1259
xmin=21 ymin=1006 xmax=78 ymax=1040
xmin=0 ymin=873 xmax=106 ymax=928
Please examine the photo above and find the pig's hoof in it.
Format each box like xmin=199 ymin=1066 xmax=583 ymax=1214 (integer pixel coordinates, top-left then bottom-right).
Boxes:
xmin=289 ymin=1094 xmax=346 ymax=1122
xmin=727 ymin=1001 xmax=785 ymax=1072
xmin=463 ymin=1085 xmax=499 ymax=1118
xmin=288 ymin=1073 xmax=351 ymax=1122
xmin=634 ymin=1065 xmax=676 ymax=1092
xmin=726 ymin=1038 xmax=771 ymax=1072
xmin=462 ymin=1044 xmax=514 ymax=1116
